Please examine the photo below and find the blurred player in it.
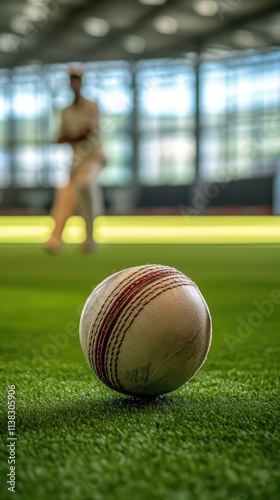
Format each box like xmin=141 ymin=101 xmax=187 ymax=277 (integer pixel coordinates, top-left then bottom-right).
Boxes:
xmin=44 ymin=67 xmax=106 ymax=253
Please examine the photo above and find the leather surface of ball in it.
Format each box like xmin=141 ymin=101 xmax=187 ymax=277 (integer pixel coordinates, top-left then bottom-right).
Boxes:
xmin=79 ymin=264 xmax=212 ymax=397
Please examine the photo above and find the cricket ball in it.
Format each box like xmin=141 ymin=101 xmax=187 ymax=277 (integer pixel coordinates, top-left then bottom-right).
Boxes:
xmin=79 ymin=264 xmax=212 ymax=397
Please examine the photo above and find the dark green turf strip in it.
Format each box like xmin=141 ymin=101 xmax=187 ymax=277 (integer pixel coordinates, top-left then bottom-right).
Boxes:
xmin=0 ymin=244 xmax=279 ymax=500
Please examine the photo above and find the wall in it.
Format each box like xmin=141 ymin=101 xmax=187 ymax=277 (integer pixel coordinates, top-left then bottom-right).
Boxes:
xmin=0 ymin=176 xmax=273 ymax=215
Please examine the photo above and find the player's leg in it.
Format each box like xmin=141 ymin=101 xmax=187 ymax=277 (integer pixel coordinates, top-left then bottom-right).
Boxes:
xmin=73 ymin=161 xmax=103 ymax=251
xmin=44 ymin=181 xmax=77 ymax=252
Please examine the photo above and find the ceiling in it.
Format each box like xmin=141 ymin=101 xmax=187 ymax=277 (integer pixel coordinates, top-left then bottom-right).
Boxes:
xmin=0 ymin=0 xmax=280 ymax=69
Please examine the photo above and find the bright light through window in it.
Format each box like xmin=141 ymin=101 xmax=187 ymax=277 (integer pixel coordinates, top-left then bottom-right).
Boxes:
xmin=0 ymin=52 xmax=280 ymax=189
xmin=143 ymin=86 xmax=191 ymax=115
xmin=12 ymin=92 xmax=47 ymax=118
xmin=202 ymin=64 xmax=280 ymax=114
xmin=201 ymin=78 xmax=228 ymax=114
xmin=0 ymin=95 xmax=8 ymax=120
xmin=141 ymin=78 xmax=194 ymax=116
xmin=99 ymin=89 xmax=132 ymax=114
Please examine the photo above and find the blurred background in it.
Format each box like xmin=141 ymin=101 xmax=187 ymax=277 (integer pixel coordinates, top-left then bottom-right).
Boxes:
xmin=0 ymin=0 xmax=280 ymax=217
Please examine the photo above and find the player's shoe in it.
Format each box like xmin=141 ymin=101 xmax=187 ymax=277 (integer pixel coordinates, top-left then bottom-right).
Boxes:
xmin=80 ymin=237 xmax=98 ymax=253
xmin=43 ymin=238 xmax=63 ymax=254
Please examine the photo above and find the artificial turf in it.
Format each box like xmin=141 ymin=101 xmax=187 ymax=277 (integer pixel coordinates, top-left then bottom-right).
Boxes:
xmin=0 ymin=243 xmax=279 ymax=500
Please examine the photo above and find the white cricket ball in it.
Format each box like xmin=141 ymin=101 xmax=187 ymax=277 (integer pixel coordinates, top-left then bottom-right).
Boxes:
xmin=79 ymin=264 xmax=212 ymax=397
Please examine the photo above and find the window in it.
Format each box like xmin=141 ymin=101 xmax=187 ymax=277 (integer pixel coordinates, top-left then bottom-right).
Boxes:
xmin=87 ymin=63 xmax=133 ymax=186
xmin=137 ymin=60 xmax=195 ymax=185
xmin=1 ymin=51 xmax=280 ymax=189
xmin=200 ymin=52 xmax=280 ymax=182
xmin=0 ymin=72 xmax=10 ymax=187
xmin=10 ymin=69 xmax=50 ymax=187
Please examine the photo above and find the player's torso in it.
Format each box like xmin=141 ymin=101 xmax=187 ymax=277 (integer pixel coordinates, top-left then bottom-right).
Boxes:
xmin=63 ymin=98 xmax=96 ymax=136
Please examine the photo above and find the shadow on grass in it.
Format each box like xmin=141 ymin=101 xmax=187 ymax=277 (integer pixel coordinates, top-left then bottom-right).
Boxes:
xmin=16 ymin=387 xmax=277 ymax=434
xmin=18 ymin=392 xmax=176 ymax=431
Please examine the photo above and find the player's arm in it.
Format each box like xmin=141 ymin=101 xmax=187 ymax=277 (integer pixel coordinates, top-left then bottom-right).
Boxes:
xmin=57 ymin=117 xmax=94 ymax=144
xmin=58 ymin=130 xmax=90 ymax=143
xmin=73 ymin=102 xmax=100 ymax=141
xmin=79 ymin=102 xmax=100 ymax=137
xmin=57 ymin=102 xmax=100 ymax=143
xmin=57 ymin=108 xmax=87 ymax=143
xmin=64 ymin=103 xmax=100 ymax=142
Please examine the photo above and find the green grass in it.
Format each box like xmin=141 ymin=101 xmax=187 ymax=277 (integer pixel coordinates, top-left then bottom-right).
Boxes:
xmin=0 ymin=243 xmax=279 ymax=500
